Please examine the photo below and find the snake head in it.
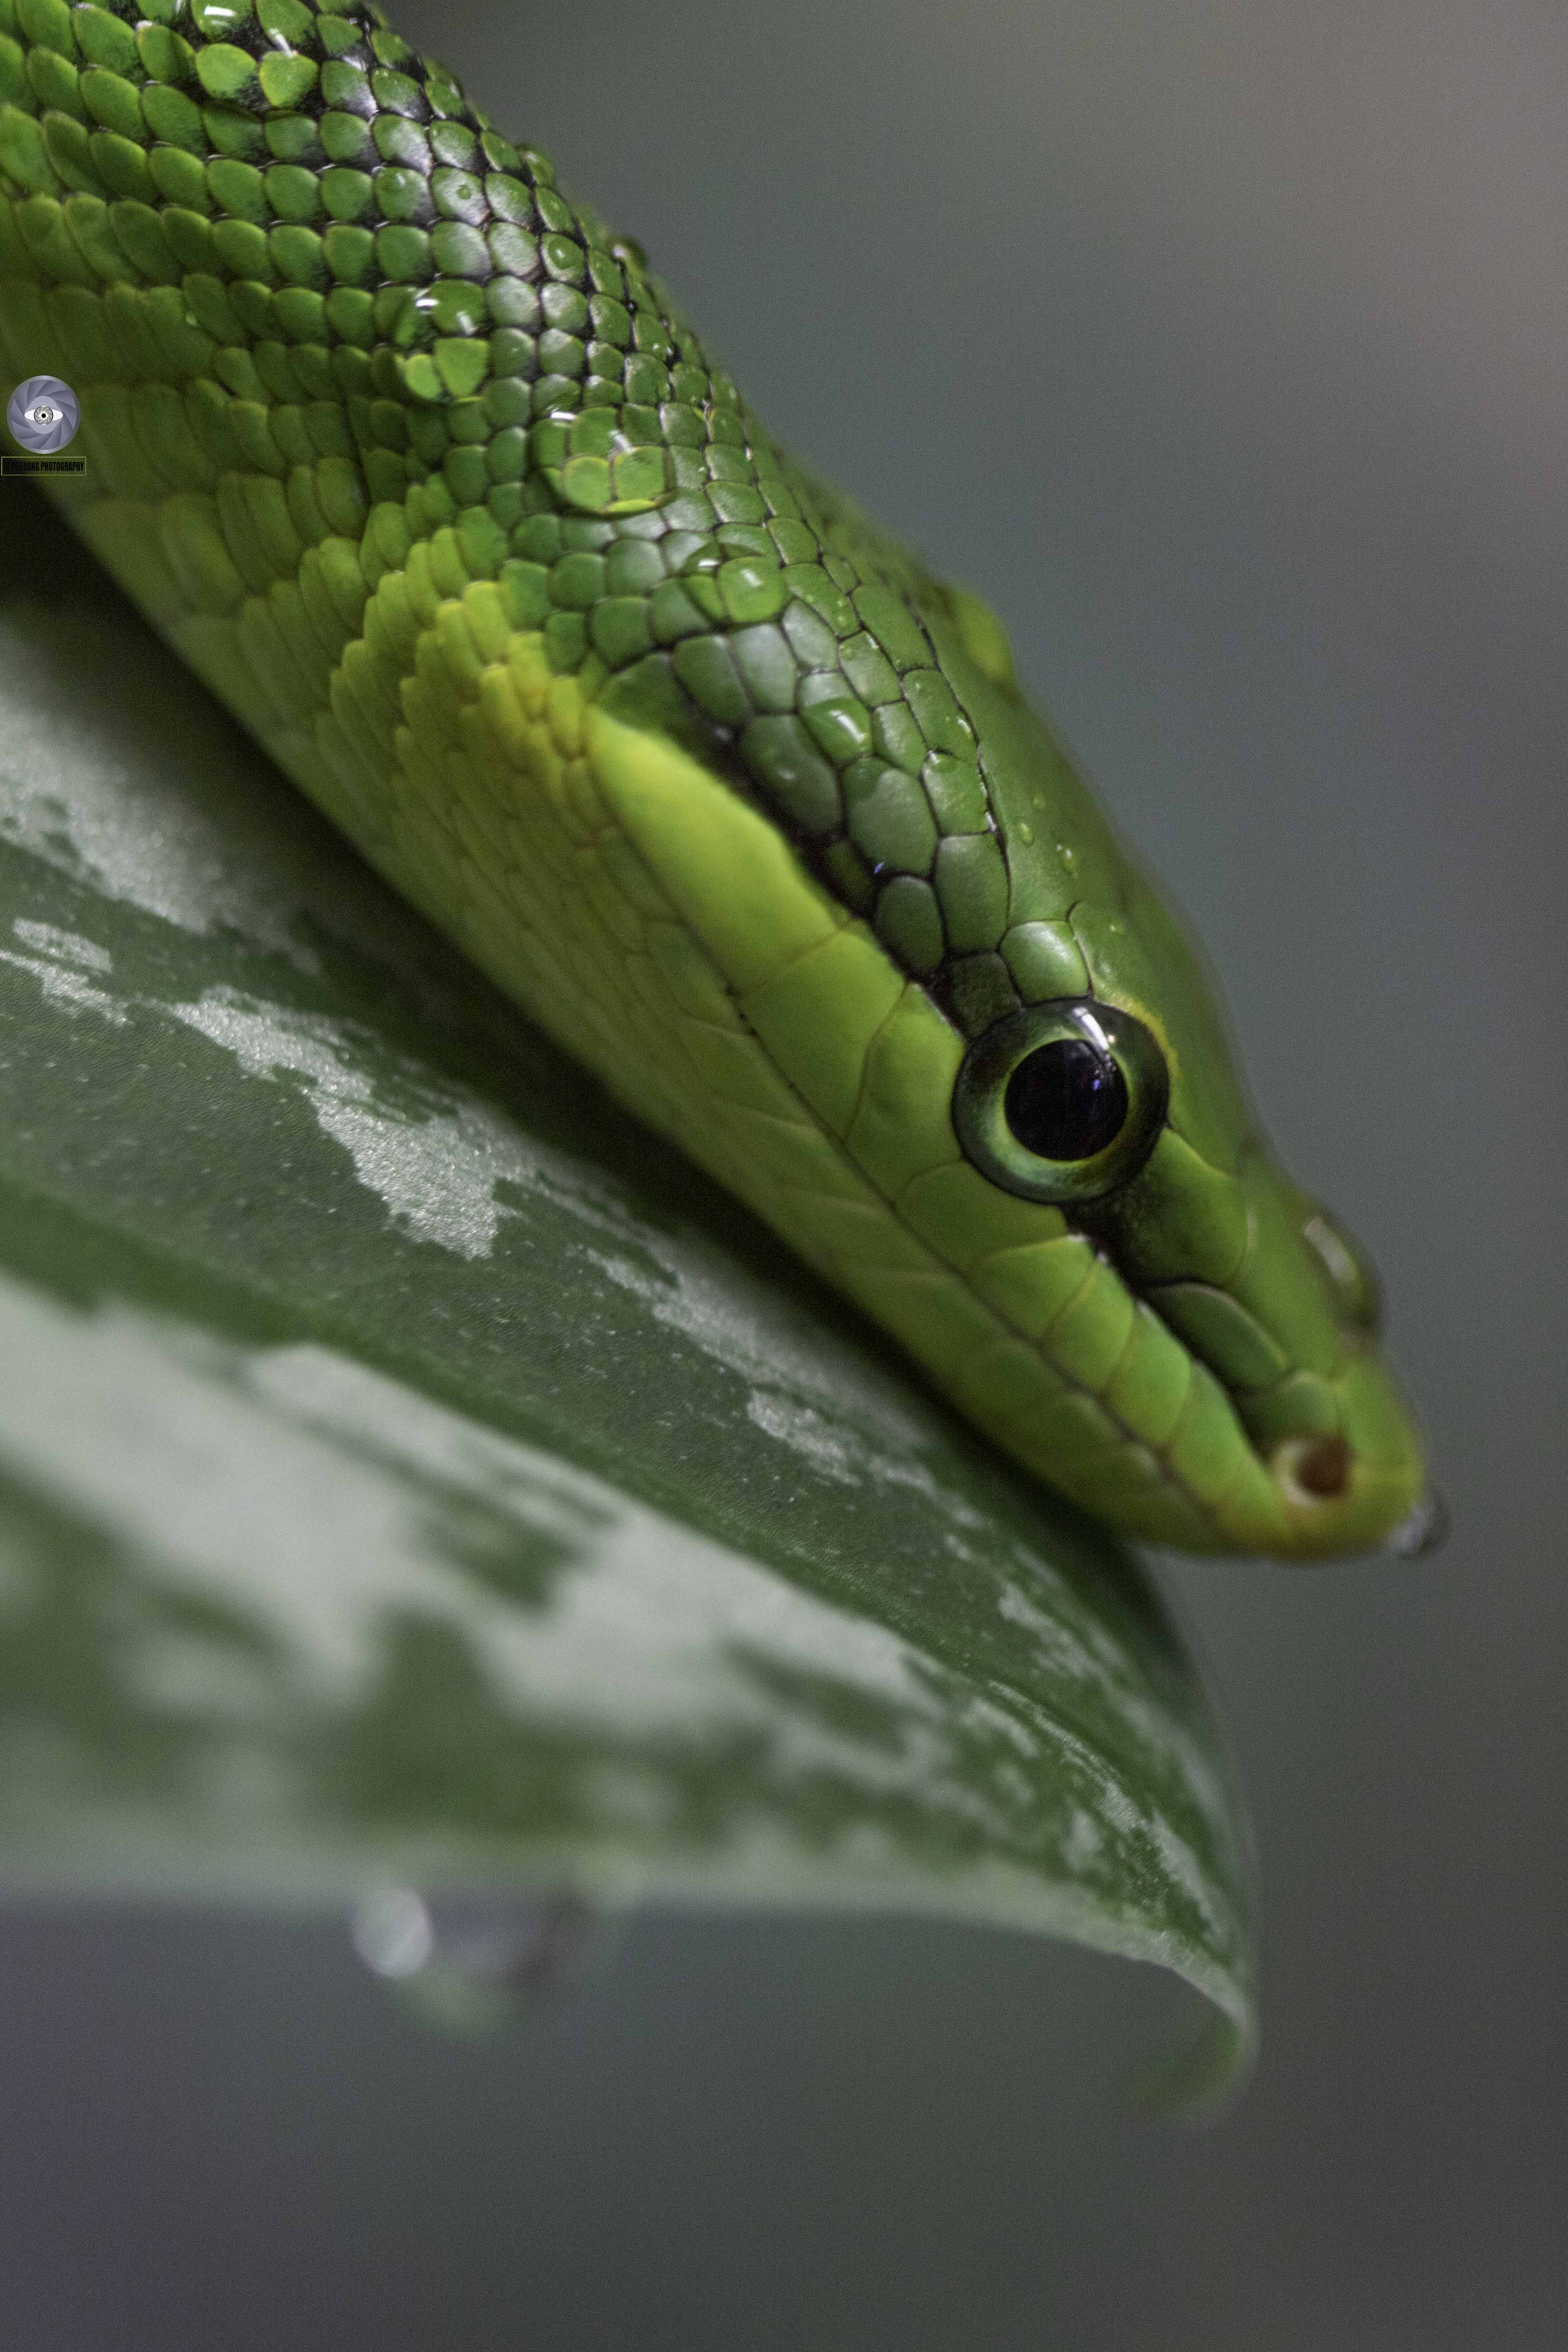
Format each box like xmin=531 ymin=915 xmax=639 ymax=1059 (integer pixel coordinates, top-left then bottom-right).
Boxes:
xmin=911 ymin=606 xmax=1437 ymax=1558
xmin=592 ymin=594 xmax=1433 ymax=1559
xmin=589 ymin=570 xmax=1435 ymax=1559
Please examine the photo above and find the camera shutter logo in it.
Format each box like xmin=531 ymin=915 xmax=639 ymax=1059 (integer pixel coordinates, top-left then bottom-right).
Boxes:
xmin=7 ymin=376 xmax=80 ymax=454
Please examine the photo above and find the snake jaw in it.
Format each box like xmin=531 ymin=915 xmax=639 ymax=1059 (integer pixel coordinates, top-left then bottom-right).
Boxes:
xmin=1075 ymin=1127 xmax=1431 ymax=1557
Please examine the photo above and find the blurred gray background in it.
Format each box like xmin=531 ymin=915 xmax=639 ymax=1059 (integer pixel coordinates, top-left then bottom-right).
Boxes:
xmin=3 ymin=1 xmax=1563 ymax=2343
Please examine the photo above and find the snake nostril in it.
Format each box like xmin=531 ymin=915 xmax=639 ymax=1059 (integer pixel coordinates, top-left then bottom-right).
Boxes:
xmin=1277 ymin=1434 xmax=1352 ymax=1502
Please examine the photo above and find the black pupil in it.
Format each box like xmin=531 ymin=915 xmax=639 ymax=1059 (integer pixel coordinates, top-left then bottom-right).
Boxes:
xmin=1004 ymin=1038 xmax=1128 ymax=1161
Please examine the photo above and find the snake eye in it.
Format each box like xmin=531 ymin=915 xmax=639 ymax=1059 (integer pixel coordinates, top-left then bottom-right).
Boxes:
xmin=952 ymin=999 xmax=1169 ymax=1204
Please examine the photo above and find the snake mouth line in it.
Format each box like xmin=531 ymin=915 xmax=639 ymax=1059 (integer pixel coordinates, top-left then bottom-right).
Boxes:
xmin=1068 ymin=1199 xmax=1363 ymax=1517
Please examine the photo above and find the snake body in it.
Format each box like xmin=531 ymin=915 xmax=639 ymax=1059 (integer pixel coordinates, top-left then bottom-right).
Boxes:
xmin=0 ymin=0 xmax=1433 ymax=1556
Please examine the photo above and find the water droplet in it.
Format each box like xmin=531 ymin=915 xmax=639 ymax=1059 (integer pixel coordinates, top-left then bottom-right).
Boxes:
xmin=352 ymin=1886 xmax=603 ymax=2035
xmin=1387 ymin=1486 xmax=1449 ymax=1558
xmin=353 ymin=1886 xmax=435 ymax=1980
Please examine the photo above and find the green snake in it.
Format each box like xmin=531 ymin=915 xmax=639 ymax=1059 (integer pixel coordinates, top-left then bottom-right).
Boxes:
xmin=0 ymin=0 xmax=1439 ymax=1558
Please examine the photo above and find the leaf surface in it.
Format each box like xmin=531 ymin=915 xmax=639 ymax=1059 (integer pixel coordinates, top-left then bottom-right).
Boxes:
xmin=0 ymin=489 xmax=1255 ymax=2073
